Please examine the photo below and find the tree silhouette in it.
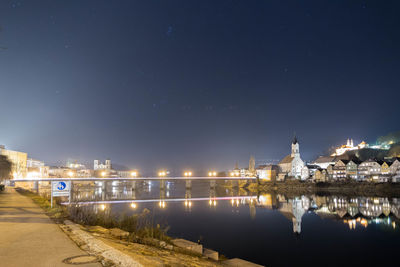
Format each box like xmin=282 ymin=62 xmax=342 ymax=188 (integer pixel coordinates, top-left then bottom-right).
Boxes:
xmin=0 ymin=155 xmax=12 ymax=182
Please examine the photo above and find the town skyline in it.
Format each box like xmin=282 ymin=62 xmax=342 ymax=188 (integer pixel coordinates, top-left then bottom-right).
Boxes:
xmin=2 ymin=130 xmax=399 ymax=176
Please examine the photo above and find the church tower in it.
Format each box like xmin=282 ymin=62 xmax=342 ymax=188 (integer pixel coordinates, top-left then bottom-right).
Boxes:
xmin=291 ymin=135 xmax=300 ymax=157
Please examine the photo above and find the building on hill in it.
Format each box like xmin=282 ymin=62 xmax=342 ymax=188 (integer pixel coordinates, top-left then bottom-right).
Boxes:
xmin=389 ymin=158 xmax=400 ymax=174
xmin=358 ymin=159 xmax=381 ymax=180
xmin=331 ymin=139 xmax=368 ymax=156
xmin=332 ymin=160 xmax=349 ymax=180
xmin=346 ymin=159 xmax=362 ymax=180
xmin=278 ymin=136 xmax=306 ymax=180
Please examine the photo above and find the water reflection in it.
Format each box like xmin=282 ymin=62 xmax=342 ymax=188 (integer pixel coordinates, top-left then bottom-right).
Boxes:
xmin=46 ymin=180 xmax=399 ymax=235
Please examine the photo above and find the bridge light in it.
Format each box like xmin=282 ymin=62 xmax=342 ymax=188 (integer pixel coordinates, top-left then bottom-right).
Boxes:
xmin=68 ymin=171 xmax=74 ymax=177
xmin=101 ymin=171 xmax=106 ymax=177
xmin=213 ymin=172 xmax=217 ymax=176
xmin=131 ymin=171 xmax=137 ymax=177
xmin=209 ymin=171 xmax=217 ymax=177
xmin=184 ymin=171 xmax=192 ymax=177
xmin=159 ymin=171 xmax=166 ymax=177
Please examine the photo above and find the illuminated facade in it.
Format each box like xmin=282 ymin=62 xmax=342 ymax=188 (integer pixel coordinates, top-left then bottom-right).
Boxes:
xmin=331 ymin=139 xmax=368 ymax=156
xmin=27 ymin=158 xmax=48 ymax=178
xmin=0 ymin=145 xmax=27 ymax=179
xmin=278 ymin=136 xmax=306 ymax=179
xmin=94 ymin=159 xmax=111 ymax=170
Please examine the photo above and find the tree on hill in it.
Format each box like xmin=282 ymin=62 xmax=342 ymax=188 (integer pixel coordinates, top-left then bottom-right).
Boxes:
xmin=388 ymin=143 xmax=400 ymax=158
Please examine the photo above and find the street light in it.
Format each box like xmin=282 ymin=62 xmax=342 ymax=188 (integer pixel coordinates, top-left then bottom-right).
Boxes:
xmin=101 ymin=171 xmax=106 ymax=177
xmin=131 ymin=171 xmax=137 ymax=177
xmin=130 ymin=203 xmax=137 ymax=209
xmin=184 ymin=171 xmax=192 ymax=177
xmin=208 ymin=171 xmax=217 ymax=177
xmin=68 ymin=171 xmax=74 ymax=177
xmin=159 ymin=171 xmax=166 ymax=177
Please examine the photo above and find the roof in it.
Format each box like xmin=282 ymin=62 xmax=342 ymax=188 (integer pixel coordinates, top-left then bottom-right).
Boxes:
xmin=348 ymin=159 xmax=362 ymax=165
xmin=292 ymin=135 xmax=298 ymax=144
xmin=279 ymin=154 xmax=294 ymax=164
xmin=314 ymin=156 xmax=336 ymax=163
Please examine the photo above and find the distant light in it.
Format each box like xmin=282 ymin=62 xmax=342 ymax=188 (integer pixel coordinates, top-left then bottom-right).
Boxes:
xmin=131 ymin=171 xmax=137 ymax=177
xmin=68 ymin=171 xmax=74 ymax=177
xmin=130 ymin=203 xmax=137 ymax=209
xmin=100 ymin=204 xmax=106 ymax=210
xmin=101 ymin=171 xmax=106 ymax=177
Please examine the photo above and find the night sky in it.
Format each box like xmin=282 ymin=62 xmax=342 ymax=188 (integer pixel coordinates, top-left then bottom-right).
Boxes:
xmin=1 ymin=1 xmax=399 ymax=174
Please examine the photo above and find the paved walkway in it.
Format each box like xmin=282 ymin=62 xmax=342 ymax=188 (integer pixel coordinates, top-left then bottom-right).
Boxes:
xmin=0 ymin=188 xmax=101 ymax=267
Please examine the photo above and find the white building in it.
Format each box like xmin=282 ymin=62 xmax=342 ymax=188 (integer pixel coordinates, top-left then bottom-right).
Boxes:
xmin=331 ymin=139 xmax=368 ymax=156
xmin=278 ymin=136 xmax=306 ymax=180
xmin=94 ymin=159 xmax=111 ymax=170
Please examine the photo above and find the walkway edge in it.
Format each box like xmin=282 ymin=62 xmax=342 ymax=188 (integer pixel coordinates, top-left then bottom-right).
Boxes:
xmin=60 ymin=220 xmax=143 ymax=267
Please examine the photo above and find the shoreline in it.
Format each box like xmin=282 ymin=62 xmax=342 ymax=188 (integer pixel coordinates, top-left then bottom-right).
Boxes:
xmin=248 ymin=180 xmax=400 ymax=197
xmin=15 ymin=187 xmax=263 ymax=267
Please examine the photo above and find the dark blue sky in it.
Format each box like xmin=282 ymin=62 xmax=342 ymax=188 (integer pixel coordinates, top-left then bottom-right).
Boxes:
xmin=0 ymin=1 xmax=399 ymax=173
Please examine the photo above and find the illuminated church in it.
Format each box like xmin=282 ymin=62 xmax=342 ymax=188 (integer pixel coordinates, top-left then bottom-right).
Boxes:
xmin=278 ymin=136 xmax=306 ymax=179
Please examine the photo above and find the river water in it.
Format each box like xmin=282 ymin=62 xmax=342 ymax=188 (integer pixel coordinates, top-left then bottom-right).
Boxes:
xmin=58 ymin=180 xmax=400 ymax=267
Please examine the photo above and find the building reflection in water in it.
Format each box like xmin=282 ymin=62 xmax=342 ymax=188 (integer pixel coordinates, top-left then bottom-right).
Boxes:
xmin=61 ymin=181 xmax=400 ymax=235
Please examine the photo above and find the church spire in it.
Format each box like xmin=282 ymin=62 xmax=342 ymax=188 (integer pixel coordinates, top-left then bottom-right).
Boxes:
xmin=291 ymin=133 xmax=300 ymax=157
xmin=292 ymin=133 xmax=298 ymax=144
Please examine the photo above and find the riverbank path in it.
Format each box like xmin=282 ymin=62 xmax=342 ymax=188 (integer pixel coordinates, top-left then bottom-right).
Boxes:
xmin=0 ymin=188 xmax=101 ymax=267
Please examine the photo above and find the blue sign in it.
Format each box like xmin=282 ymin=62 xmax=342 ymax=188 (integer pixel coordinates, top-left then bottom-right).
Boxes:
xmin=52 ymin=181 xmax=70 ymax=196
xmin=57 ymin=182 xmax=67 ymax=190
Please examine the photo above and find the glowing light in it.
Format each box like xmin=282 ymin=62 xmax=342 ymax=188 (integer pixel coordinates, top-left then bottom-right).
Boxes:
xmin=130 ymin=203 xmax=137 ymax=209
xmin=159 ymin=201 xmax=166 ymax=208
xmin=68 ymin=171 xmax=74 ymax=177
xmin=101 ymin=171 xmax=106 ymax=177
xmin=184 ymin=171 xmax=192 ymax=177
xmin=99 ymin=204 xmax=106 ymax=210
xmin=131 ymin=171 xmax=137 ymax=177
xmin=27 ymin=171 xmax=39 ymax=178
